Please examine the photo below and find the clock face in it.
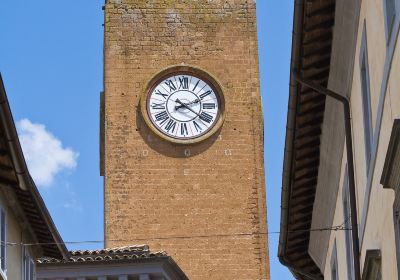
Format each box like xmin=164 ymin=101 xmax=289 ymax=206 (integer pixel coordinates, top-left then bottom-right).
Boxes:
xmin=145 ymin=72 xmax=222 ymax=142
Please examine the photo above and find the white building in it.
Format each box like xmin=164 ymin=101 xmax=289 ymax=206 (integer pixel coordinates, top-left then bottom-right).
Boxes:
xmin=279 ymin=0 xmax=400 ymax=279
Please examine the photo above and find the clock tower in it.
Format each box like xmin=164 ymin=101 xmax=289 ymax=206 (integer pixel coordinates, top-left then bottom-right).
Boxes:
xmin=101 ymin=1 xmax=270 ymax=279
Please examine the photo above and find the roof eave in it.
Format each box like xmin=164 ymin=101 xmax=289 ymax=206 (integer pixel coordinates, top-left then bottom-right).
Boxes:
xmin=278 ymin=0 xmax=305 ymax=268
xmin=279 ymin=0 xmax=334 ymax=278
xmin=0 ymin=73 xmax=69 ymax=259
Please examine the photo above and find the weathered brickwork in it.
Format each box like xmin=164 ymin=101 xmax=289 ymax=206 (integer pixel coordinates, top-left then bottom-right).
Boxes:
xmin=103 ymin=0 xmax=269 ymax=279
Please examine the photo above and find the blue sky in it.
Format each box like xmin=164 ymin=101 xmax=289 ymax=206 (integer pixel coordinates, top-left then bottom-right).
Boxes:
xmin=0 ymin=1 xmax=294 ymax=279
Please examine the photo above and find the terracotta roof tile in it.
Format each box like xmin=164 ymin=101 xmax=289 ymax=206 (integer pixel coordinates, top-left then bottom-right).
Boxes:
xmin=37 ymin=245 xmax=168 ymax=264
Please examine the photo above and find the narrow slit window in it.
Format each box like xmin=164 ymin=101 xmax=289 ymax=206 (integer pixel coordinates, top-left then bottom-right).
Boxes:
xmin=360 ymin=28 xmax=373 ymax=171
xmin=331 ymin=243 xmax=338 ymax=280
xmin=0 ymin=208 xmax=6 ymax=273
xmin=384 ymin=0 xmax=396 ymax=42
xmin=343 ymin=167 xmax=354 ymax=280
xmin=23 ymin=247 xmax=35 ymax=280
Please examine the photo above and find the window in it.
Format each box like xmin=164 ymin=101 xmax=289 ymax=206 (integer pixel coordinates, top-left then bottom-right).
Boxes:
xmin=0 ymin=208 xmax=5 ymax=274
xmin=380 ymin=120 xmax=400 ymax=279
xmin=394 ymin=200 xmax=400 ymax=280
xmin=393 ymin=169 xmax=400 ymax=280
xmin=343 ymin=168 xmax=354 ymax=280
xmin=362 ymin=250 xmax=382 ymax=280
xmin=384 ymin=0 xmax=396 ymax=42
xmin=331 ymin=243 xmax=338 ymax=280
xmin=23 ymin=247 xmax=35 ymax=280
xmin=360 ymin=26 xmax=373 ymax=171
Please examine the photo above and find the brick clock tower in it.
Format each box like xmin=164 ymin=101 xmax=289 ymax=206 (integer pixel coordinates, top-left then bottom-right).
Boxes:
xmin=101 ymin=1 xmax=270 ymax=279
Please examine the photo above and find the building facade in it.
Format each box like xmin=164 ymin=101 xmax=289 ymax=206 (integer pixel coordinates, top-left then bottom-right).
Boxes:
xmin=0 ymin=75 xmax=68 ymax=279
xmin=101 ymin=1 xmax=270 ymax=279
xmin=280 ymin=0 xmax=400 ymax=279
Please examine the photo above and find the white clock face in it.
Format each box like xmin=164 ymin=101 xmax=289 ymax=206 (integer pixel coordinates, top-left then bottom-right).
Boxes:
xmin=147 ymin=73 xmax=221 ymax=140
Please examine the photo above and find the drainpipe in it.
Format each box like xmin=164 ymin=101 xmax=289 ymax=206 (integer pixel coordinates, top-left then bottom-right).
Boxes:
xmin=294 ymin=75 xmax=361 ymax=280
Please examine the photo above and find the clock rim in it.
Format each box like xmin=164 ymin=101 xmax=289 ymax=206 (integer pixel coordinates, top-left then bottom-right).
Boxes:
xmin=140 ymin=65 xmax=225 ymax=145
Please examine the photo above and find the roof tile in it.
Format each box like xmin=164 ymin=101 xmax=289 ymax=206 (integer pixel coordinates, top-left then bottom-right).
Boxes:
xmin=37 ymin=245 xmax=167 ymax=264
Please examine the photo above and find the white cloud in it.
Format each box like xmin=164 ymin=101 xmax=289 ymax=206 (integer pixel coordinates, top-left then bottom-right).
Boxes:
xmin=17 ymin=118 xmax=79 ymax=187
xmin=62 ymin=183 xmax=83 ymax=212
xmin=63 ymin=198 xmax=83 ymax=212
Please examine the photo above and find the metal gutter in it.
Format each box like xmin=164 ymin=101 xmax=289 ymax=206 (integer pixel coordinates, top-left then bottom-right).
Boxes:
xmin=0 ymin=73 xmax=69 ymax=259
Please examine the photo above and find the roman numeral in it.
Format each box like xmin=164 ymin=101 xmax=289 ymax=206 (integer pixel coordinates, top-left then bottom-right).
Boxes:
xmin=192 ymin=80 xmax=200 ymax=92
xmin=165 ymin=79 xmax=177 ymax=92
xmin=151 ymin=102 xmax=166 ymax=110
xmin=154 ymin=89 xmax=168 ymax=99
xmin=199 ymin=112 xmax=213 ymax=123
xmin=178 ymin=77 xmax=189 ymax=89
xmin=202 ymin=103 xmax=215 ymax=110
xmin=192 ymin=120 xmax=202 ymax=132
xmin=180 ymin=123 xmax=188 ymax=136
xmin=165 ymin=119 xmax=177 ymax=133
xmin=155 ymin=111 xmax=169 ymax=122
xmin=199 ymin=90 xmax=212 ymax=100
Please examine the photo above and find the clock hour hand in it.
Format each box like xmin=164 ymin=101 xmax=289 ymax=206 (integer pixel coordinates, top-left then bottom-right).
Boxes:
xmin=175 ymin=99 xmax=200 ymax=116
xmin=175 ymin=98 xmax=200 ymax=110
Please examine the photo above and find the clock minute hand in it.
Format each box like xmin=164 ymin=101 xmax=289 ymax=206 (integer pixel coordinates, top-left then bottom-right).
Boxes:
xmin=175 ymin=99 xmax=200 ymax=117
xmin=175 ymin=98 xmax=200 ymax=110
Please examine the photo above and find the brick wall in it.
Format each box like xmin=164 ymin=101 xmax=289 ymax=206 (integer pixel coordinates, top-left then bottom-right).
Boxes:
xmin=103 ymin=1 xmax=270 ymax=279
